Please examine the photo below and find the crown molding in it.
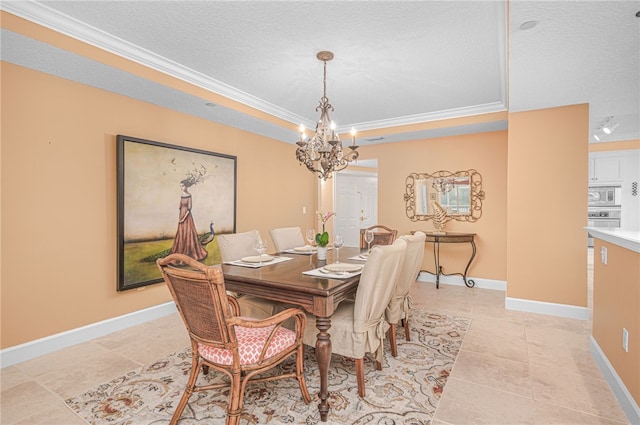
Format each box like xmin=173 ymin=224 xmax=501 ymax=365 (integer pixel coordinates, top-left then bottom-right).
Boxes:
xmin=1 ymin=1 xmax=307 ymax=125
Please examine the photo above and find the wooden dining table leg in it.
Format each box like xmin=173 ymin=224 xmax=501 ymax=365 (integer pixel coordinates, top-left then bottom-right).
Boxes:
xmin=315 ymin=316 xmax=332 ymax=422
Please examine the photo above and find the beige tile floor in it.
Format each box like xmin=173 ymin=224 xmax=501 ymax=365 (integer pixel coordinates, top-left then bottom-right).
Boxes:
xmin=1 ymin=249 xmax=631 ymax=424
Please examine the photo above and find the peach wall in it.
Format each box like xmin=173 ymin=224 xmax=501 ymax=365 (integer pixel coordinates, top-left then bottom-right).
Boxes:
xmin=507 ymin=104 xmax=588 ymax=306
xmin=592 ymin=239 xmax=640 ymax=405
xmin=361 ymin=132 xmax=508 ymax=281
xmin=1 ymin=62 xmax=316 ymax=348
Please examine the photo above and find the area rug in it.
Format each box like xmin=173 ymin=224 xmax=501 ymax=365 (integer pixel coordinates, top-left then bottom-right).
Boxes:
xmin=65 ymin=310 xmax=470 ymax=425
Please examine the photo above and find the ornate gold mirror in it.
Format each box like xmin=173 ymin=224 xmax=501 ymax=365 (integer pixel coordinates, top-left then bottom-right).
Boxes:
xmin=404 ymin=169 xmax=484 ymax=223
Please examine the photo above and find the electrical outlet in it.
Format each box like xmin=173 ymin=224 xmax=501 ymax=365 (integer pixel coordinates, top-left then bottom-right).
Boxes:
xmin=600 ymin=246 xmax=607 ymax=264
xmin=623 ymin=328 xmax=629 ymax=352
xmin=302 ymin=206 xmax=307 ymax=214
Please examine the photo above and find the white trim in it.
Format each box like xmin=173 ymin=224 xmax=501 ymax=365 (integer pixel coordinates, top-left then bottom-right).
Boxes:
xmin=505 ymin=297 xmax=590 ymax=321
xmin=417 ymin=272 xmax=506 ymax=291
xmin=0 ymin=302 xmax=177 ymax=368
xmin=590 ymin=336 xmax=640 ymax=424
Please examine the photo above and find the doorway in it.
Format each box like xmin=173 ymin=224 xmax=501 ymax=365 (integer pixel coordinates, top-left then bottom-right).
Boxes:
xmin=335 ymin=169 xmax=378 ymax=247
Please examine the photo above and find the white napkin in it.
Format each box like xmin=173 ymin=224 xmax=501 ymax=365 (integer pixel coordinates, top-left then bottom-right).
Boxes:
xmin=226 ymin=256 xmax=292 ymax=268
xmin=303 ymin=266 xmax=362 ymax=279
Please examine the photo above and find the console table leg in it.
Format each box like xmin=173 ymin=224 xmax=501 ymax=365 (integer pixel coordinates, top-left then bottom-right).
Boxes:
xmin=462 ymin=240 xmax=477 ymax=287
xmin=315 ymin=317 xmax=332 ymax=421
xmin=434 ymin=241 xmax=441 ymax=289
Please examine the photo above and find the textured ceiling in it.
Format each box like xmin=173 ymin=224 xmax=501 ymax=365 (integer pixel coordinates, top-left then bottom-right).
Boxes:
xmin=2 ymin=1 xmax=638 ymax=144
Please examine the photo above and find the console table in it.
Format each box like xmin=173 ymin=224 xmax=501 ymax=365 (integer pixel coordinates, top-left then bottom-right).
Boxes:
xmin=419 ymin=231 xmax=477 ymax=288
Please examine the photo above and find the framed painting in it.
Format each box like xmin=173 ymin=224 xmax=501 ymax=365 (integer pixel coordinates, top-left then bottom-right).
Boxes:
xmin=117 ymin=135 xmax=236 ymax=291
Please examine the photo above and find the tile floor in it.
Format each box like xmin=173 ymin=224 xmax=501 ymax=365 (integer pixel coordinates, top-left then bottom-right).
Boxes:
xmin=0 ymin=249 xmax=631 ymax=424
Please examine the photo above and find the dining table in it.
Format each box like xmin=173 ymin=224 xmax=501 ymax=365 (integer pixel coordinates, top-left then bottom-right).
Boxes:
xmin=221 ymin=246 xmax=364 ymax=422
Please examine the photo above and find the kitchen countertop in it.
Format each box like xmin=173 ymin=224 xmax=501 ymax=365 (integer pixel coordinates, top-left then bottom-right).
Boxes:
xmin=584 ymin=227 xmax=640 ymax=253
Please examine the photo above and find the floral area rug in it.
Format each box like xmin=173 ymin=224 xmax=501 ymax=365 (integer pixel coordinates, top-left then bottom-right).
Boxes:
xmin=65 ymin=310 xmax=470 ymax=425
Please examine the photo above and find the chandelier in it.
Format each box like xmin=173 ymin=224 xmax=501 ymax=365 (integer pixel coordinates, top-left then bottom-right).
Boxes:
xmin=432 ymin=177 xmax=455 ymax=193
xmin=296 ymin=51 xmax=359 ymax=180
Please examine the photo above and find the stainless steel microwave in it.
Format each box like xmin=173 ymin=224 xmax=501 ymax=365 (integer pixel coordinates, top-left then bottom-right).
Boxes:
xmin=588 ymin=185 xmax=621 ymax=207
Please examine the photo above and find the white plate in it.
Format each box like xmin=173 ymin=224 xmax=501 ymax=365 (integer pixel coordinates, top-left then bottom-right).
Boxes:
xmin=240 ymin=255 xmax=274 ymax=263
xmin=294 ymin=245 xmax=315 ymax=252
xmin=323 ymin=263 xmax=362 ymax=273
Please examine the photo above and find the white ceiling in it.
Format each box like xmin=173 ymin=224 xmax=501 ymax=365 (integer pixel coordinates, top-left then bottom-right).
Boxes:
xmin=2 ymin=1 xmax=639 ymax=145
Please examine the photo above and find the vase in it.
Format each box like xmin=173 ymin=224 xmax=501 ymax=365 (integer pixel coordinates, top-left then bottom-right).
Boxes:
xmin=317 ymin=246 xmax=328 ymax=260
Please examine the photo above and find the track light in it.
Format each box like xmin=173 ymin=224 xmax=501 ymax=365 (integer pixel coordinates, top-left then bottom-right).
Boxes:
xmin=602 ymin=116 xmax=619 ymax=134
xmin=592 ymin=115 xmax=619 ymax=141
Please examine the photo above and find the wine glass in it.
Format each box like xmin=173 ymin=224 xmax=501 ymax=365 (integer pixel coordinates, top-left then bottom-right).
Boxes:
xmin=333 ymin=235 xmax=344 ymax=264
xmin=255 ymin=239 xmax=268 ymax=264
xmin=306 ymin=228 xmax=316 ymax=247
xmin=364 ymin=229 xmax=374 ymax=252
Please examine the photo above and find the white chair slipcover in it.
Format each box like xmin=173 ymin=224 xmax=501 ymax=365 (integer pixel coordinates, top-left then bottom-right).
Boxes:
xmin=217 ymin=230 xmax=262 ymax=263
xmin=385 ymin=231 xmax=426 ymax=356
xmin=216 ymin=230 xmax=282 ymax=319
xmin=302 ymin=239 xmax=407 ymax=397
xmin=269 ymin=227 xmax=305 ymax=252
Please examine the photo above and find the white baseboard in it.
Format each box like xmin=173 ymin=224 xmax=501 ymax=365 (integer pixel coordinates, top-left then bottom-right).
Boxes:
xmin=0 ymin=302 xmax=177 ymax=368
xmin=590 ymin=336 xmax=640 ymax=424
xmin=505 ymin=297 xmax=590 ymax=321
xmin=417 ymin=272 xmax=506 ymax=291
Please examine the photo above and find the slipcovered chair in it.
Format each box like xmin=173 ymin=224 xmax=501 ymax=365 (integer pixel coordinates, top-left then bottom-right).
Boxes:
xmin=302 ymin=240 xmax=407 ymax=397
xmin=269 ymin=226 xmax=305 ymax=252
xmin=386 ymin=231 xmax=426 ymax=357
xmin=157 ymin=254 xmax=311 ymax=425
xmin=217 ymin=230 xmax=263 ymax=263
xmin=217 ymin=230 xmax=283 ymax=319
xmin=359 ymin=225 xmax=399 ymax=249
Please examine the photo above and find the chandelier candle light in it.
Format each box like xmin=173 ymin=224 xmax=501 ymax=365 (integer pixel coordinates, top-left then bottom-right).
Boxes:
xmin=296 ymin=51 xmax=359 ymax=180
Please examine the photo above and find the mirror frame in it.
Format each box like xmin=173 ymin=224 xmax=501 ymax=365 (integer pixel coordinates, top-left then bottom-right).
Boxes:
xmin=404 ymin=169 xmax=485 ymax=223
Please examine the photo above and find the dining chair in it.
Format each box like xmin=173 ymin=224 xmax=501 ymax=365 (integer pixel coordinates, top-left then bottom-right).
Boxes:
xmin=157 ymin=254 xmax=311 ymax=425
xmin=302 ymin=240 xmax=407 ymax=397
xmin=269 ymin=226 xmax=305 ymax=252
xmin=359 ymin=224 xmax=399 ymax=249
xmin=217 ymin=230 xmax=284 ymax=319
xmin=217 ymin=229 xmax=263 ymax=263
xmin=385 ymin=231 xmax=426 ymax=357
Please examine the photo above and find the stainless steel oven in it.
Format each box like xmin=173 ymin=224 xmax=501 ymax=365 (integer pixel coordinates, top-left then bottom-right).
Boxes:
xmin=588 ymin=185 xmax=621 ymax=207
xmin=587 ymin=185 xmax=622 ymax=247
xmin=587 ymin=208 xmax=621 ymax=247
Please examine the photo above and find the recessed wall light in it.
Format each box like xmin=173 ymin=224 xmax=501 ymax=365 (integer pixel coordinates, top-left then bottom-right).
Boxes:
xmin=205 ymin=102 xmax=216 ymax=107
xmin=519 ymin=20 xmax=538 ymax=30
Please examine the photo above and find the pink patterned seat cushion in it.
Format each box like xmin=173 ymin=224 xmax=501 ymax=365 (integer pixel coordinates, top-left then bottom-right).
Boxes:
xmin=198 ymin=324 xmax=297 ymax=365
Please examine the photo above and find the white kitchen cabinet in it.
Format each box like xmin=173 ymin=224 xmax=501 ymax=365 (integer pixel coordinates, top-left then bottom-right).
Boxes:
xmin=589 ymin=156 xmax=623 ymax=182
xmin=621 ymin=151 xmax=640 ymax=230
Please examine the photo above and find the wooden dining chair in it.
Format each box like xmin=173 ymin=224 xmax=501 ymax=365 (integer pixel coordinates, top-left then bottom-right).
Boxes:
xmin=385 ymin=231 xmax=426 ymax=357
xmin=269 ymin=226 xmax=305 ymax=252
xmin=157 ymin=254 xmax=311 ymax=425
xmin=302 ymin=240 xmax=407 ymax=397
xmin=359 ymin=225 xmax=399 ymax=249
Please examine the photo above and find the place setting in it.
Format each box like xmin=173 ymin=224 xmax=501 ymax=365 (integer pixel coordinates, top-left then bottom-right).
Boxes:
xmin=303 ymin=235 xmax=363 ymax=278
xmin=226 ymin=239 xmax=292 ymax=268
xmin=281 ymin=229 xmax=333 ymax=255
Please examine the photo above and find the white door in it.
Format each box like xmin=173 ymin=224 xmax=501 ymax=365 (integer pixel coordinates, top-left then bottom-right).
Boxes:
xmin=335 ymin=172 xmax=378 ymax=247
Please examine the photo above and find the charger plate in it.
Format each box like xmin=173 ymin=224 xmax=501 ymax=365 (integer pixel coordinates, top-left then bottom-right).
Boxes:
xmin=241 ymin=255 xmax=274 ymax=263
xmin=324 ymin=263 xmax=362 ymax=273
xmin=294 ymin=246 xmax=315 ymax=252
